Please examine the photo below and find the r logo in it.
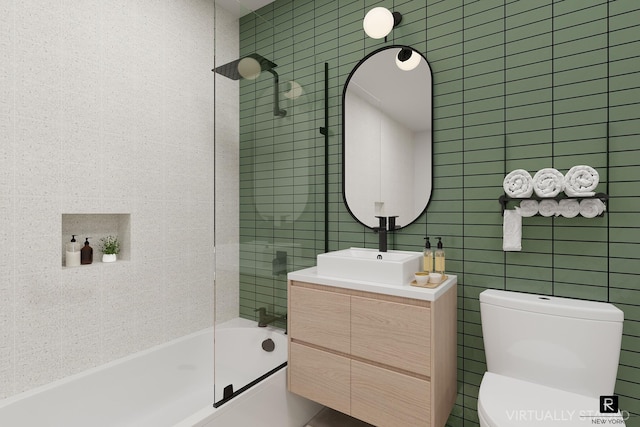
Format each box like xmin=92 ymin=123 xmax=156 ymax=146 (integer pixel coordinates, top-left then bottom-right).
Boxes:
xmin=600 ymin=395 xmax=618 ymax=413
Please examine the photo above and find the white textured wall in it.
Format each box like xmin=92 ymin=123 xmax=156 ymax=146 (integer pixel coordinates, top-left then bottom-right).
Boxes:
xmin=213 ymin=5 xmax=240 ymax=324
xmin=0 ymin=0 xmax=219 ymax=398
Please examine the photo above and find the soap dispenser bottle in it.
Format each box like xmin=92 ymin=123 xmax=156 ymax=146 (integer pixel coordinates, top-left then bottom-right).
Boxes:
xmin=81 ymin=237 xmax=93 ymax=265
xmin=65 ymin=235 xmax=81 ymax=267
xmin=435 ymin=237 xmax=445 ymax=275
xmin=423 ymin=237 xmax=433 ymax=273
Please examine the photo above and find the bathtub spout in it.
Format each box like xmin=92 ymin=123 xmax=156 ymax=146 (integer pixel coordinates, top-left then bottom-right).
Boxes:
xmin=255 ymin=307 xmax=287 ymax=328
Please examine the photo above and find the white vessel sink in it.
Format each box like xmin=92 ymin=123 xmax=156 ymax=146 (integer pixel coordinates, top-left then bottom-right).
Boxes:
xmin=316 ymin=248 xmax=422 ymax=286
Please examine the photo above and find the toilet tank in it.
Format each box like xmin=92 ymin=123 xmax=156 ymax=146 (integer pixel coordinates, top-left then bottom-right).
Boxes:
xmin=480 ymin=289 xmax=624 ymax=398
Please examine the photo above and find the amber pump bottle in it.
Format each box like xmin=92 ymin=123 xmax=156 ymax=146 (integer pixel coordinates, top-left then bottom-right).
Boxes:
xmin=81 ymin=237 xmax=93 ymax=265
xmin=435 ymin=237 xmax=445 ymax=275
xmin=423 ymin=237 xmax=433 ymax=273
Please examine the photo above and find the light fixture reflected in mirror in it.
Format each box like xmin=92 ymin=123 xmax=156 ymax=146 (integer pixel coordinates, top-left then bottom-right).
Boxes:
xmin=396 ymin=48 xmax=421 ymax=71
xmin=283 ymin=80 xmax=303 ymax=100
xmin=363 ymin=7 xmax=402 ymax=39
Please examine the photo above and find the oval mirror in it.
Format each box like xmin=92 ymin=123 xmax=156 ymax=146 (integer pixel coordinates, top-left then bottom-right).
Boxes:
xmin=343 ymin=46 xmax=433 ymax=229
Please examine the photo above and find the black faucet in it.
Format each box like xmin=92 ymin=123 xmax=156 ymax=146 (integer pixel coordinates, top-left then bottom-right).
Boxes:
xmin=255 ymin=307 xmax=287 ymax=328
xmin=374 ymin=216 xmax=387 ymax=252
xmin=373 ymin=216 xmax=387 ymax=252
xmin=374 ymin=216 xmax=399 ymax=253
xmin=388 ymin=216 xmax=398 ymax=231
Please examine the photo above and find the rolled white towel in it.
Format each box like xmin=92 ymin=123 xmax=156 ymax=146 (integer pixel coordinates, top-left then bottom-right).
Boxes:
xmin=579 ymin=199 xmax=606 ymax=218
xmin=503 ymin=210 xmax=522 ymax=251
xmin=515 ymin=199 xmax=538 ymax=217
xmin=538 ymin=199 xmax=558 ymax=217
xmin=564 ymin=165 xmax=599 ymax=197
xmin=533 ymin=168 xmax=564 ymax=198
xmin=557 ymin=199 xmax=580 ymax=218
xmin=503 ymin=169 xmax=534 ymax=198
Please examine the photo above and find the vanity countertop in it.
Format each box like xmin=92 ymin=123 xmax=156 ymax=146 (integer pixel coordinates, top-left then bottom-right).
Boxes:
xmin=287 ymin=267 xmax=456 ymax=301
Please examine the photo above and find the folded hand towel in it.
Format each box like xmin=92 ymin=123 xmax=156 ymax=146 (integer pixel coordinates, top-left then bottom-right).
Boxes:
xmin=533 ymin=168 xmax=564 ymax=198
xmin=564 ymin=165 xmax=599 ymax=197
xmin=503 ymin=169 xmax=534 ymax=198
xmin=503 ymin=210 xmax=522 ymax=251
xmin=557 ymin=199 xmax=580 ymax=218
xmin=538 ymin=199 xmax=558 ymax=217
xmin=579 ymin=199 xmax=606 ymax=218
xmin=515 ymin=199 xmax=539 ymax=217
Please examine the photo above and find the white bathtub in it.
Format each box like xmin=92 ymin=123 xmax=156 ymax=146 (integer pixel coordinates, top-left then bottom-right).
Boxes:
xmin=0 ymin=318 xmax=321 ymax=427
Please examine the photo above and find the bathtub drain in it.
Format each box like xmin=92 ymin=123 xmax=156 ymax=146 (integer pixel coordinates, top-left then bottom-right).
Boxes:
xmin=262 ymin=338 xmax=275 ymax=352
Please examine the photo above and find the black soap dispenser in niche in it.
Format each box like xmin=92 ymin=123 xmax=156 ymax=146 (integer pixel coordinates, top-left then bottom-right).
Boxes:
xmin=81 ymin=237 xmax=93 ymax=265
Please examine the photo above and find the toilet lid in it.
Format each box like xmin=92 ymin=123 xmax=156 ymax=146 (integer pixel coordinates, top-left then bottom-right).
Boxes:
xmin=478 ymin=373 xmax=626 ymax=426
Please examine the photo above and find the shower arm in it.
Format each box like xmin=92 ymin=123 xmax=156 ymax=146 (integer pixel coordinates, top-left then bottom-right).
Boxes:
xmin=266 ymin=69 xmax=287 ymax=117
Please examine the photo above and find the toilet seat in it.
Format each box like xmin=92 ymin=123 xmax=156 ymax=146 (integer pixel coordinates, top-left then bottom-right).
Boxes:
xmin=478 ymin=372 xmax=626 ymax=426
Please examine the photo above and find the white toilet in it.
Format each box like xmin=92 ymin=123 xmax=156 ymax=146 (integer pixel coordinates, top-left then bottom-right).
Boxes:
xmin=478 ymin=289 xmax=626 ymax=426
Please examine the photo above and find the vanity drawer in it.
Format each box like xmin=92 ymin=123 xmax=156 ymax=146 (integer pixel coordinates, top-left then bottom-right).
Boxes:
xmin=351 ymin=360 xmax=431 ymax=427
xmin=351 ymin=296 xmax=431 ymax=376
xmin=289 ymin=283 xmax=350 ymax=354
xmin=289 ymin=342 xmax=351 ymax=414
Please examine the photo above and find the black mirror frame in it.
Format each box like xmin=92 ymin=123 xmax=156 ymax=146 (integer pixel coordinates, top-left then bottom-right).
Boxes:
xmin=341 ymin=45 xmax=434 ymax=230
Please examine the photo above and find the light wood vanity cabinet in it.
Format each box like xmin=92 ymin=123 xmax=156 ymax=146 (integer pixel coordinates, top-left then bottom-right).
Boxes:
xmin=289 ymin=285 xmax=350 ymax=354
xmin=351 ymin=296 xmax=431 ymax=376
xmin=289 ymin=342 xmax=351 ymax=414
xmin=288 ymin=280 xmax=457 ymax=427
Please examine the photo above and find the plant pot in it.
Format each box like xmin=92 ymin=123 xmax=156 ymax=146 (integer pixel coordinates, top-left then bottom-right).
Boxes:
xmin=102 ymin=254 xmax=117 ymax=263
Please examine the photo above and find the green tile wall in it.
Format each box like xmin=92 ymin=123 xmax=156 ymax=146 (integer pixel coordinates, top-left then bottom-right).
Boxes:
xmin=239 ymin=0 xmax=640 ymax=424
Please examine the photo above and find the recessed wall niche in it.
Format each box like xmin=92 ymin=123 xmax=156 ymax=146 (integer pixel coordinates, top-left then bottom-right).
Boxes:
xmin=61 ymin=214 xmax=131 ymax=267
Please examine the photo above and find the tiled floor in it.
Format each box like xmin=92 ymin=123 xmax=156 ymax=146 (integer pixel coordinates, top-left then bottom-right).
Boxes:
xmin=305 ymin=408 xmax=374 ymax=427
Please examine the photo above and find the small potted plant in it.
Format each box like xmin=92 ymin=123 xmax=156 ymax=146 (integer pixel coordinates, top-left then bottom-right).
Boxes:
xmin=100 ymin=235 xmax=120 ymax=263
